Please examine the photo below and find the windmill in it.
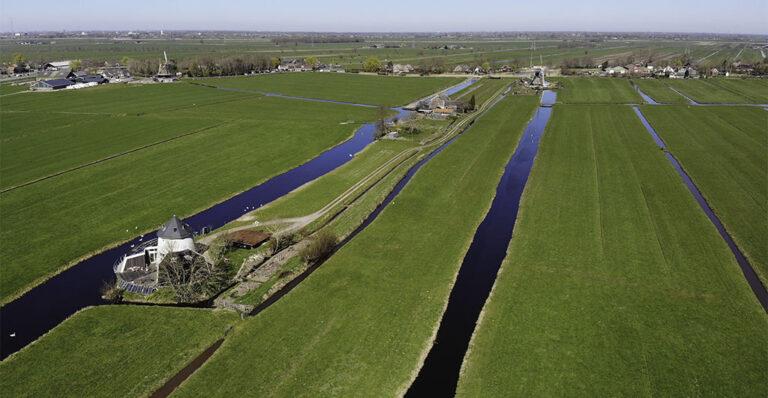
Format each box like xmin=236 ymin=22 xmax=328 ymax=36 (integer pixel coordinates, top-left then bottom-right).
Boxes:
xmin=157 ymin=51 xmax=173 ymax=78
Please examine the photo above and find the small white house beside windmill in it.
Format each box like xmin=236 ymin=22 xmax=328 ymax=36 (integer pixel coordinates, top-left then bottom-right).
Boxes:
xmin=114 ymin=215 xmax=199 ymax=294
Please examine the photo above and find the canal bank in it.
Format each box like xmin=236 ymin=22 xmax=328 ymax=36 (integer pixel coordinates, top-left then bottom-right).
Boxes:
xmin=406 ymin=91 xmax=557 ymax=397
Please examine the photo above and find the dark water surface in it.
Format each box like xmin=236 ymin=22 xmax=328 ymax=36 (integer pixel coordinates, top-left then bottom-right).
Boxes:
xmin=633 ymin=106 xmax=768 ymax=311
xmin=406 ymin=92 xmax=556 ymax=397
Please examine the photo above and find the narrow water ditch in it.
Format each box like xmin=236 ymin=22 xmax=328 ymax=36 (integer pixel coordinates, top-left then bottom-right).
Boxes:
xmin=632 ymin=106 xmax=768 ymax=311
xmin=631 ymin=82 xmax=659 ymax=105
xmin=406 ymin=91 xmax=557 ymax=397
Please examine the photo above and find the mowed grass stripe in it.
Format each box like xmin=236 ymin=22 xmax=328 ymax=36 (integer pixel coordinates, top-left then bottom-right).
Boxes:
xmin=706 ymin=79 xmax=768 ymax=103
xmin=0 ymin=96 xmax=378 ymax=304
xmin=1 ymin=117 xmax=226 ymax=191
xmin=0 ymin=306 xmax=237 ymax=398
xmin=642 ymin=105 xmax=768 ymax=285
xmin=173 ymin=95 xmax=539 ymax=397
xmin=665 ymin=79 xmax=753 ymax=104
xmin=555 ymin=77 xmax=642 ymax=104
xmin=199 ymin=73 xmax=462 ymax=107
xmin=457 ymin=105 xmax=767 ymax=397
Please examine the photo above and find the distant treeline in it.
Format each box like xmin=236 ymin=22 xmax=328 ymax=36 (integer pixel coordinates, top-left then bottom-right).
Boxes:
xmin=125 ymin=55 xmax=279 ymax=77
xmin=271 ymin=36 xmax=364 ymax=45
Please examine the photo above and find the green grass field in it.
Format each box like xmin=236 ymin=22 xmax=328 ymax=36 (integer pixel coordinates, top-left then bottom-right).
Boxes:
xmin=633 ymin=79 xmax=689 ymax=104
xmin=0 ymin=306 xmax=237 ymax=398
xmin=0 ymin=83 xmax=384 ymax=304
xmin=642 ymin=105 xmax=768 ymax=285
xmin=555 ymin=77 xmax=642 ymax=104
xmin=198 ymin=73 xmax=462 ymax=106
xmin=666 ymin=79 xmax=754 ymax=104
xmin=706 ymin=79 xmax=768 ymax=103
xmin=634 ymin=78 xmax=768 ymax=104
xmin=172 ymin=95 xmax=539 ymax=397
xmin=456 ymin=105 xmax=768 ymax=397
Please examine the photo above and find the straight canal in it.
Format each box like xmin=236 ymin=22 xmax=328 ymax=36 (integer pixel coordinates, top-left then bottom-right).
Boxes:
xmin=406 ymin=90 xmax=557 ymax=397
xmin=0 ymin=80 xmax=477 ymax=360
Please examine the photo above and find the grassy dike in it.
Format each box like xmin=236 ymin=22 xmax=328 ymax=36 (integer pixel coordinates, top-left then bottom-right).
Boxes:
xmin=172 ymin=95 xmax=540 ymax=397
xmin=0 ymin=306 xmax=238 ymax=398
xmin=456 ymin=105 xmax=768 ymax=397
xmin=641 ymin=105 xmax=768 ymax=285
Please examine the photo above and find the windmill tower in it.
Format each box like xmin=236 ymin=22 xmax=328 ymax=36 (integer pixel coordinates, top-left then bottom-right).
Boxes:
xmin=157 ymin=51 xmax=173 ymax=78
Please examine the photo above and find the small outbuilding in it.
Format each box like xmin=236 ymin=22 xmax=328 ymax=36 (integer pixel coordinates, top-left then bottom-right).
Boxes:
xmin=225 ymin=230 xmax=271 ymax=249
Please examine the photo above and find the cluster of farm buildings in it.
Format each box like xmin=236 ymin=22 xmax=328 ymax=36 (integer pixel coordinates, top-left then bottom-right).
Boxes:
xmin=582 ymin=60 xmax=761 ymax=78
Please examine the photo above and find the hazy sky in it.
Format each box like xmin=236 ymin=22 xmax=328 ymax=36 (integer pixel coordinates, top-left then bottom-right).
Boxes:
xmin=1 ymin=0 xmax=766 ymax=34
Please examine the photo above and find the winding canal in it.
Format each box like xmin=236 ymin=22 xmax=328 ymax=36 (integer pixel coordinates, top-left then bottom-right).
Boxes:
xmin=0 ymin=80 xmax=474 ymax=360
xmin=406 ymin=91 xmax=557 ymax=397
xmin=632 ymin=106 xmax=768 ymax=311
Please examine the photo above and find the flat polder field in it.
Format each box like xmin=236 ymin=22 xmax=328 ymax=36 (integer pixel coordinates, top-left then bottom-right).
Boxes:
xmin=2 ymin=32 xmax=768 ymax=397
xmin=0 ymin=73 xmax=458 ymax=304
xmin=457 ymin=104 xmax=767 ymax=397
xmin=0 ymin=306 xmax=237 ymax=397
xmin=641 ymin=105 xmax=768 ymax=285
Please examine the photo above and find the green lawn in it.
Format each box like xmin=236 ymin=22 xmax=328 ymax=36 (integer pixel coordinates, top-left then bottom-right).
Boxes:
xmin=172 ymin=95 xmax=540 ymax=397
xmin=634 ymin=78 xmax=768 ymax=104
xmin=0 ymin=113 xmax=220 ymax=190
xmin=707 ymin=79 xmax=768 ymax=103
xmin=633 ymin=79 xmax=689 ymax=104
xmin=198 ymin=73 xmax=463 ymax=106
xmin=642 ymin=105 xmax=768 ymax=285
xmin=0 ymin=82 xmax=254 ymax=114
xmin=555 ymin=77 xmax=642 ymax=104
xmin=664 ymin=79 xmax=757 ymax=104
xmin=0 ymin=86 xmax=380 ymax=304
xmin=456 ymin=105 xmax=768 ymax=397
xmin=0 ymin=306 xmax=237 ymax=398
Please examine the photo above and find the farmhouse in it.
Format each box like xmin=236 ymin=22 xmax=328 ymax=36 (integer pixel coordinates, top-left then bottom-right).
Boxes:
xmin=99 ymin=66 xmax=132 ymax=81
xmin=30 ymin=79 xmax=75 ymax=91
xmin=606 ymin=66 xmax=627 ymax=76
xmin=114 ymin=215 xmax=202 ymax=294
xmin=42 ymin=61 xmax=72 ymax=71
xmin=670 ymin=66 xmax=698 ymax=79
xmin=392 ymin=64 xmax=414 ymax=75
xmin=278 ymin=59 xmax=310 ymax=72
xmin=627 ymin=64 xmax=652 ymax=77
xmin=416 ymin=94 xmax=469 ymax=115
xmin=454 ymin=65 xmax=471 ymax=74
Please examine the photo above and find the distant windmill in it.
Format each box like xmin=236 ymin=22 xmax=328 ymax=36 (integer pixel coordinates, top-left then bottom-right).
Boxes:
xmin=157 ymin=51 xmax=173 ymax=78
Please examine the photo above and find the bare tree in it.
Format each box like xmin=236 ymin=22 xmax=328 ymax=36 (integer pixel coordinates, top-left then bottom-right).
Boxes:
xmin=158 ymin=252 xmax=229 ymax=303
xmin=374 ymin=105 xmax=389 ymax=139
